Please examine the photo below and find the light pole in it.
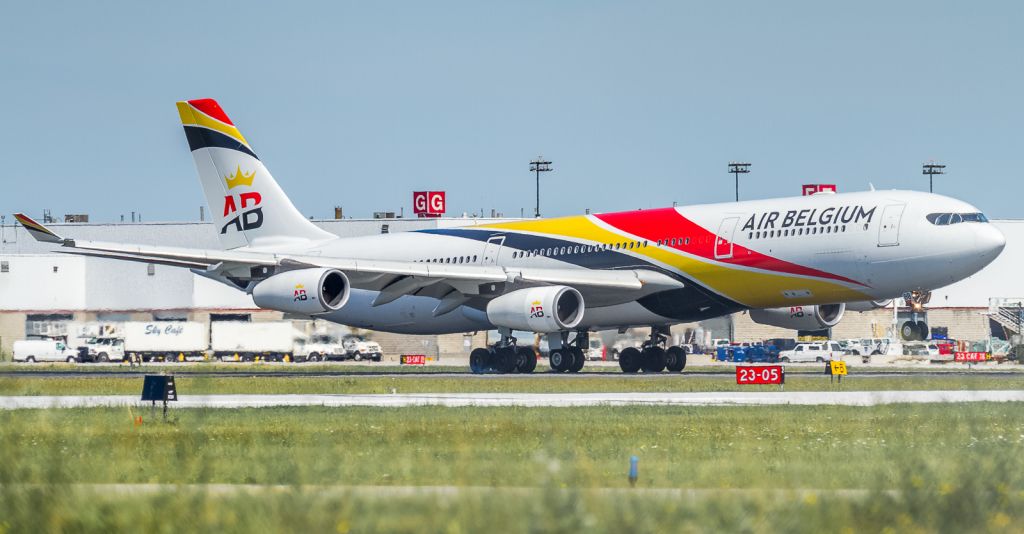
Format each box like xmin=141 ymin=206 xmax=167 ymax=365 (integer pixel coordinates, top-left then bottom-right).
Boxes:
xmin=923 ymin=162 xmax=945 ymax=193
xmin=728 ymin=162 xmax=750 ymax=202
xmin=530 ymin=157 xmax=552 ymax=217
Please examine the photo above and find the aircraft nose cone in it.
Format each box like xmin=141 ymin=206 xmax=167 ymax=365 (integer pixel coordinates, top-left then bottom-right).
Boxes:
xmin=976 ymin=224 xmax=1006 ymax=259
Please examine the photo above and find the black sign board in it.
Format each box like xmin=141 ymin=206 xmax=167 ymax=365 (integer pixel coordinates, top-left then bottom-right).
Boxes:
xmin=141 ymin=375 xmax=177 ymax=402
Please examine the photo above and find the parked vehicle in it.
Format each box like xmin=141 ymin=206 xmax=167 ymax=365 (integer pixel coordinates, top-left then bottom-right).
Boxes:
xmin=778 ymin=341 xmax=844 ymax=363
xmin=120 ymin=322 xmax=209 ymax=362
xmin=584 ymin=338 xmax=607 ymax=361
xmin=211 ymin=322 xmax=306 ymax=362
xmin=299 ymin=334 xmax=348 ymax=362
xmin=80 ymin=337 xmax=126 ymax=362
xmin=13 ymin=339 xmax=79 ymax=363
xmin=342 ymin=336 xmax=383 ymax=361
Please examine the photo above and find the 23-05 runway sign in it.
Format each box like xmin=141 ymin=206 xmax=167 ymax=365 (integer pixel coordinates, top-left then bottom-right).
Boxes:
xmin=736 ymin=365 xmax=784 ymax=385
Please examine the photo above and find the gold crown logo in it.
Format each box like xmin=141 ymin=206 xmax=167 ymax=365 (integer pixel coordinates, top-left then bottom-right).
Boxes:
xmin=295 ymin=284 xmax=304 ymax=289
xmin=225 ymin=165 xmax=256 ymax=189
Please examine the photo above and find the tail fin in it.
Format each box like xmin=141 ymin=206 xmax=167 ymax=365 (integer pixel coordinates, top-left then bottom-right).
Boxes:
xmin=177 ymin=99 xmax=334 ymax=249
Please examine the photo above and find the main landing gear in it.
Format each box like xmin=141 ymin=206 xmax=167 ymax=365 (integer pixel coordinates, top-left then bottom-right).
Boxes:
xmin=618 ymin=326 xmax=687 ymax=374
xmin=469 ymin=329 xmax=538 ymax=374
xmin=549 ymin=331 xmax=587 ymax=373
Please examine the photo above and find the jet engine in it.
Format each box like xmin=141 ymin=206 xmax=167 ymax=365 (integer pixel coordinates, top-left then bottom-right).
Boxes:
xmin=486 ymin=286 xmax=584 ymax=333
xmin=844 ymin=299 xmax=892 ymax=312
xmin=748 ymin=303 xmax=845 ymax=331
xmin=251 ymin=268 xmax=350 ymax=315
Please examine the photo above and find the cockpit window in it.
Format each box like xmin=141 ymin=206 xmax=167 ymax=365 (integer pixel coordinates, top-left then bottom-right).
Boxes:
xmin=926 ymin=212 xmax=988 ymax=225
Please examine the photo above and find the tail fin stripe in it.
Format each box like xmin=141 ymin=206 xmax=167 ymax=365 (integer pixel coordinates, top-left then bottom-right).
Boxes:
xmin=187 ymin=98 xmax=234 ymax=125
xmin=183 ymin=126 xmax=259 ymax=160
xmin=176 ymin=102 xmax=250 ymax=148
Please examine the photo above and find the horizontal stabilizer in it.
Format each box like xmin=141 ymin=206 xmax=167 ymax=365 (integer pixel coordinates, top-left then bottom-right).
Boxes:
xmin=13 ymin=213 xmax=64 ymax=244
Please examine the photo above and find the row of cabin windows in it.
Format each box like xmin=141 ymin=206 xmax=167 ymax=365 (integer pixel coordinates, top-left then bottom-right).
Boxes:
xmin=748 ymin=224 xmax=865 ymax=240
xmin=416 ymin=255 xmax=478 ymax=264
xmin=510 ymin=241 xmax=648 ymax=259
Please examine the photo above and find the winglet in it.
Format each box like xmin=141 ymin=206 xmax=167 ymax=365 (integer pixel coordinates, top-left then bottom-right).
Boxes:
xmin=13 ymin=213 xmax=66 ymax=244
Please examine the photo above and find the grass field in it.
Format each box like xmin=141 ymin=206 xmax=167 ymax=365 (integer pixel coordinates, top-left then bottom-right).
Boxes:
xmin=1 ymin=404 xmax=1022 ymax=532
xmin=1 ymin=373 xmax=1023 ymax=396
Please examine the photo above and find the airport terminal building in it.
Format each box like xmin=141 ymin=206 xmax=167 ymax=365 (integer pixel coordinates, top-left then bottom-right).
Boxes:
xmin=1 ymin=215 xmax=1021 ymax=358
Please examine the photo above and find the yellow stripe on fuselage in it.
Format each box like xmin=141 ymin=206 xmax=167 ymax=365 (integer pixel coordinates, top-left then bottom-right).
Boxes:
xmin=480 ymin=217 xmax=870 ymax=307
xmin=176 ymin=102 xmax=250 ymax=147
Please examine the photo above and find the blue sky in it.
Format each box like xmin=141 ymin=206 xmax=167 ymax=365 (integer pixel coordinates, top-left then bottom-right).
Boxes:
xmin=1 ymin=1 xmax=1021 ymax=222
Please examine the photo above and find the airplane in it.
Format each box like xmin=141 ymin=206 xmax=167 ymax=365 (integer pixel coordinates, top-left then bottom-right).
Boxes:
xmin=15 ymin=98 xmax=1006 ymax=374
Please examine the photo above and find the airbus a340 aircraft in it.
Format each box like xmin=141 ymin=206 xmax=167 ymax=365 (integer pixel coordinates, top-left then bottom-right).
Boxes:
xmin=16 ymin=99 xmax=1006 ymax=373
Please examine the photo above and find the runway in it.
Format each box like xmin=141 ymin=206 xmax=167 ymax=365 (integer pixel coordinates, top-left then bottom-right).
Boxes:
xmin=2 ymin=389 xmax=1023 ymax=409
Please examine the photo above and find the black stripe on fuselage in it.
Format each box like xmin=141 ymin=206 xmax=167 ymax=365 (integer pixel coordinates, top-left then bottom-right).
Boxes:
xmin=183 ymin=126 xmax=260 ymax=160
xmin=417 ymin=228 xmax=745 ymax=322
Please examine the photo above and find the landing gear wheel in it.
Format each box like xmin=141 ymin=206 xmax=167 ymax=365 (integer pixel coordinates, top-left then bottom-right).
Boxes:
xmin=569 ymin=348 xmax=585 ymax=373
xmin=665 ymin=346 xmax=687 ymax=372
xmin=618 ymin=347 xmax=642 ymax=373
xmin=916 ymin=321 xmax=929 ymax=340
xmin=900 ymin=321 xmax=924 ymax=341
xmin=470 ymin=348 xmax=490 ymax=374
xmin=515 ymin=347 xmax=537 ymax=373
xmin=495 ymin=347 xmax=517 ymax=374
xmin=641 ymin=346 xmax=667 ymax=373
xmin=550 ymin=350 xmax=570 ymax=373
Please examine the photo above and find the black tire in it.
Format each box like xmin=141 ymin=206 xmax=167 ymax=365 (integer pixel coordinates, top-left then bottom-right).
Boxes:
xmin=916 ymin=321 xmax=929 ymax=340
xmin=26 ymin=356 xmax=36 ymax=363
xmin=900 ymin=321 xmax=918 ymax=341
xmin=641 ymin=347 xmax=667 ymax=373
xmin=470 ymin=348 xmax=490 ymax=374
xmin=618 ymin=347 xmax=642 ymax=373
xmin=816 ymin=357 xmax=825 ymax=363
xmin=665 ymin=346 xmax=687 ymax=372
xmin=549 ymin=350 xmax=570 ymax=373
xmin=780 ymin=356 xmax=790 ymax=363
xmin=66 ymin=356 xmax=77 ymax=363
xmin=569 ymin=348 xmax=585 ymax=373
xmin=308 ymin=352 xmax=320 ymax=362
xmin=97 ymin=352 xmax=110 ymax=363
xmin=372 ymin=353 xmax=382 ymax=362
xmin=495 ymin=347 xmax=517 ymax=374
xmin=515 ymin=347 xmax=537 ymax=373
xmin=353 ymin=353 xmax=363 ymax=362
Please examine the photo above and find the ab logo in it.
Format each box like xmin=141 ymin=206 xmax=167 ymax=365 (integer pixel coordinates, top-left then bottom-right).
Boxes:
xmin=294 ymin=284 xmax=308 ymax=302
xmin=221 ymin=166 xmax=265 ymax=234
xmin=529 ymin=300 xmax=545 ymax=319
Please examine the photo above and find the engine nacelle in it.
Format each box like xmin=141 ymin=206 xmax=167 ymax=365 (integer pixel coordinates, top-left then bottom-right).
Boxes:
xmin=844 ymin=299 xmax=892 ymax=312
xmin=486 ymin=286 xmax=584 ymax=333
xmin=748 ymin=303 xmax=845 ymax=331
xmin=251 ymin=268 xmax=350 ymax=315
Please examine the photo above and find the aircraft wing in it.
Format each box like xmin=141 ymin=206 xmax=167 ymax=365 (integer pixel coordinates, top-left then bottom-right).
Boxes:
xmin=14 ymin=214 xmax=682 ymax=306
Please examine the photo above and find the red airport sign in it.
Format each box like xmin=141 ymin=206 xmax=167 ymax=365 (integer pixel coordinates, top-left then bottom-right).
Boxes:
xmin=954 ymin=351 xmax=987 ymax=362
xmin=399 ymin=352 xmax=423 ymax=364
xmin=413 ymin=191 xmax=446 ymax=218
xmin=802 ymin=184 xmax=837 ymax=196
xmin=736 ymin=365 xmax=785 ymax=385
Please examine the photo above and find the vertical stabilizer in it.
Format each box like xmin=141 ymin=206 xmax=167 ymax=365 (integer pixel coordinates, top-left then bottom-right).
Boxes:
xmin=177 ymin=98 xmax=334 ymax=249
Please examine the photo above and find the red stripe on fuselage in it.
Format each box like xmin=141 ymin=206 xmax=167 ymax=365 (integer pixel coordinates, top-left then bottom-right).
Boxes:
xmin=594 ymin=208 xmax=866 ymax=287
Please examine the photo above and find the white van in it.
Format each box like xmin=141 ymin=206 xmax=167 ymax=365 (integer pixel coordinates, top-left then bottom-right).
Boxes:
xmin=779 ymin=342 xmax=844 ymax=363
xmin=13 ymin=339 xmax=79 ymax=363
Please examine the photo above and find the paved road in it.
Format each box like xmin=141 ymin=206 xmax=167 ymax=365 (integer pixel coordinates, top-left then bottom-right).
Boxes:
xmin=2 ymin=390 xmax=1023 ymax=409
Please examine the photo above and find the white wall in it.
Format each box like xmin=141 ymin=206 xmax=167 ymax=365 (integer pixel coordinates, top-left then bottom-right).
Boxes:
xmin=0 ymin=255 xmax=86 ymax=310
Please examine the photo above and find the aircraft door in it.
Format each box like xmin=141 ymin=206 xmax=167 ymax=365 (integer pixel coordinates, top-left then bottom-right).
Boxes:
xmin=714 ymin=217 xmax=739 ymax=259
xmin=877 ymin=204 xmax=905 ymax=247
xmin=482 ymin=235 xmax=505 ymax=265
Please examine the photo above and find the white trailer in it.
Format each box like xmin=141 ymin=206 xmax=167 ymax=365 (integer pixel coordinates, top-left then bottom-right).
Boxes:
xmin=211 ymin=322 xmax=308 ymax=362
xmin=122 ymin=322 xmax=209 ymax=362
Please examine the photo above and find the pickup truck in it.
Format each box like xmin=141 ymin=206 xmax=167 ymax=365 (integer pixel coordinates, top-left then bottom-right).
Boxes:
xmin=778 ymin=341 xmax=844 ymax=363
